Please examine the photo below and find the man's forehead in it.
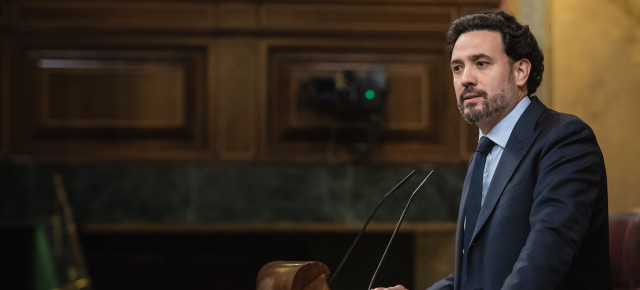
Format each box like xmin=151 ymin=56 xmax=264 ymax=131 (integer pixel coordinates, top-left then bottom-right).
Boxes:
xmin=451 ymin=30 xmax=504 ymax=60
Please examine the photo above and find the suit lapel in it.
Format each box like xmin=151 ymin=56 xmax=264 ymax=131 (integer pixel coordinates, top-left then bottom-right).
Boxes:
xmin=471 ymin=97 xmax=547 ymax=240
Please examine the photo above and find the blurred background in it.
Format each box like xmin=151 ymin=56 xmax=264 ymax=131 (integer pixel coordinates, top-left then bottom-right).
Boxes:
xmin=1 ymin=0 xmax=638 ymax=289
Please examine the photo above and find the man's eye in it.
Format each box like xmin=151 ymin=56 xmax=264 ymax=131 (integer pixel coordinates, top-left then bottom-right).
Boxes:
xmin=452 ymin=65 xmax=462 ymax=72
xmin=477 ymin=61 xmax=487 ymax=67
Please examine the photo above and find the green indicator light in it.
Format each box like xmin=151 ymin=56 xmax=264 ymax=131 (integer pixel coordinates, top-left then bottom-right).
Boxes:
xmin=365 ymin=90 xmax=375 ymax=100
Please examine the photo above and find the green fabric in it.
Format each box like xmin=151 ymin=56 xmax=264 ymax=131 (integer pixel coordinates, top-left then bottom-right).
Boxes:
xmin=33 ymin=223 xmax=59 ymax=290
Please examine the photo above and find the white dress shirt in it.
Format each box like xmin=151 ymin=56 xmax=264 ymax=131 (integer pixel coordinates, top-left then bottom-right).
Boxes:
xmin=479 ymin=96 xmax=532 ymax=204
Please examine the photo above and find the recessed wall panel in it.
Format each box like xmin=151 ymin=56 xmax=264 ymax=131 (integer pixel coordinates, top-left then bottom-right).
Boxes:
xmin=266 ymin=47 xmax=462 ymax=162
xmin=40 ymin=59 xmax=185 ymax=129
xmin=11 ymin=45 xmax=208 ymax=160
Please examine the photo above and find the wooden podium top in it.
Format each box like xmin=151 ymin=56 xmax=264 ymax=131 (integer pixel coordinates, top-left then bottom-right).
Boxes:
xmin=257 ymin=261 xmax=330 ymax=290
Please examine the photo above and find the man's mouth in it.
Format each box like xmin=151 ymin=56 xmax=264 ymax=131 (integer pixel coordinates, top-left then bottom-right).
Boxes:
xmin=463 ymin=93 xmax=481 ymax=101
xmin=460 ymin=89 xmax=486 ymax=103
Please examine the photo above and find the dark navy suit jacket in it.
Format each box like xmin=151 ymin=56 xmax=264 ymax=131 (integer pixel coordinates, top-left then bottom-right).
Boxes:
xmin=429 ymin=97 xmax=612 ymax=290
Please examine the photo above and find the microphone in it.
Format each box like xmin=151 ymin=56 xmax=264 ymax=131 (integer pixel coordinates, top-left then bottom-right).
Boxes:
xmin=328 ymin=170 xmax=417 ymax=286
xmin=367 ymin=170 xmax=434 ymax=290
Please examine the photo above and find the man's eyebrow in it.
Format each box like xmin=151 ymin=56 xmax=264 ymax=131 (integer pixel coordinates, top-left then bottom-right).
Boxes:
xmin=469 ymin=53 xmax=492 ymax=61
xmin=450 ymin=53 xmax=493 ymax=65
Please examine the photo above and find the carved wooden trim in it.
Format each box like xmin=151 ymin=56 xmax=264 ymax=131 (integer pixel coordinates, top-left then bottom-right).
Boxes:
xmin=0 ymin=35 xmax=7 ymax=157
xmin=217 ymin=3 xmax=258 ymax=30
xmin=215 ymin=37 xmax=259 ymax=160
xmin=259 ymin=4 xmax=455 ymax=33
xmin=262 ymin=37 xmax=464 ymax=162
xmin=10 ymin=1 xmax=217 ymax=31
xmin=80 ymin=222 xmax=457 ymax=234
xmin=0 ymin=2 xmax=8 ymax=26
xmin=9 ymin=38 xmax=211 ymax=160
xmin=2 ymin=1 xmax=499 ymax=36
xmin=37 ymin=58 xmax=186 ymax=129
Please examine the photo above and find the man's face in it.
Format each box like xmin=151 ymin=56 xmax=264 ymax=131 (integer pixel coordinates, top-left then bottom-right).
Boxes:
xmin=450 ymin=30 xmax=520 ymax=130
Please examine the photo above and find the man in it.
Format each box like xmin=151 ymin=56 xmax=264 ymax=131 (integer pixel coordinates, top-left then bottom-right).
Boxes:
xmin=374 ymin=10 xmax=611 ymax=290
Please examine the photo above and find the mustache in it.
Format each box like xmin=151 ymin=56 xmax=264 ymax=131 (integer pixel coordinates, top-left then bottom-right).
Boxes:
xmin=459 ymin=87 xmax=488 ymax=101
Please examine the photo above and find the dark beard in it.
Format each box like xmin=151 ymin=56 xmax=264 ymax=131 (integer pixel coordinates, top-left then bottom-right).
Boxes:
xmin=457 ymin=87 xmax=513 ymax=124
xmin=457 ymin=68 xmax=519 ymax=125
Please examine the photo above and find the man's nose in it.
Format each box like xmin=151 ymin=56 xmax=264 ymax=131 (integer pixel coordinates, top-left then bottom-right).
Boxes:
xmin=461 ymin=68 xmax=477 ymax=87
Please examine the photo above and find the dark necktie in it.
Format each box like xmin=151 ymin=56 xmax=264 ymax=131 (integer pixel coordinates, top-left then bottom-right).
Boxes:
xmin=463 ymin=136 xmax=495 ymax=251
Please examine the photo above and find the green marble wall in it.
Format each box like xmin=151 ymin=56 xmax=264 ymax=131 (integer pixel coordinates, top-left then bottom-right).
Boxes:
xmin=0 ymin=161 xmax=466 ymax=224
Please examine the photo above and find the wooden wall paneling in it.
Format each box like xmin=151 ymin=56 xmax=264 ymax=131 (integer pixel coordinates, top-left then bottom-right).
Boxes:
xmin=374 ymin=60 xmax=461 ymax=163
xmin=460 ymin=119 xmax=477 ymax=161
xmin=0 ymin=35 xmax=7 ymax=157
xmin=1 ymin=1 xmax=6 ymax=157
xmin=259 ymin=3 xmax=455 ymax=34
xmin=10 ymin=1 xmax=217 ymax=32
xmin=215 ymin=37 xmax=259 ymax=160
xmin=217 ymin=3 xmax=258 ymax=31
xmin=262 ymin=37 xmax=463 ymax=163
xmin=207 ymin=40 xmax=217 ymax=161
xmin=9 ymin=38 xmax=210 ymax=161
xmin=1 ymin=0 xmax=501 ymax=162
xmin=0 ymin=1 xmax=7 ymax=26
xmin=459 ymin=5 xmax=501 ymax=18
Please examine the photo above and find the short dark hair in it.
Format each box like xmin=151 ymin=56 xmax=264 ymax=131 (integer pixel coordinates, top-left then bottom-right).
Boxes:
xmin=446 ymin=10 xmax=544 ymax=95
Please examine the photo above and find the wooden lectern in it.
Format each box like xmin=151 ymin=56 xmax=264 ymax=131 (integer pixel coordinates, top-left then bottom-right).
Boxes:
xmin=257 ymin=261 xmax=331 ymax=290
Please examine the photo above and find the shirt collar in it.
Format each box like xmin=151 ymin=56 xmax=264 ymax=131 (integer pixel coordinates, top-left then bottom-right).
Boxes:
xmin=479 ymin=96 xmax=532 ymax=148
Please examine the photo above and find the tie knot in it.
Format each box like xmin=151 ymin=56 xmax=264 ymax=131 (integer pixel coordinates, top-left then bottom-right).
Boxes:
xmin=476 ymin=136 xmax=495 ymax=155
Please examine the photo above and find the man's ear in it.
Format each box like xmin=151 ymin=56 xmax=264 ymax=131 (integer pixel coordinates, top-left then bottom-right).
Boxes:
xmin=513 ymin=58 xmax=531 ymax=88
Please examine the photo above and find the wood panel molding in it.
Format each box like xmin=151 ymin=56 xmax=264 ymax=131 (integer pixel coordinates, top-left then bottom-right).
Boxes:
xmin=9 ymin=39 xmax=210 ymax=160
xmin=217 ymin=3 xmax=259 ymax=31
xmin=80 ymin=222 xmax=457 ymax=234
xmin=9 ymin=1 xmax=217 ymax=31
xmin=259 ymin=4 xmax=455 ymax=34
xmin=264 ymin=41 xmax=463 ymax=163
xmin=0 ymin=2 xmax=8 ymax=26
xmin=215 ymin=37 xmax=259 ymax=160
xmin=0 ymin=36 xmax=7 ymax=157
xmin=2 ymin=1 xmax=498 ymax=36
